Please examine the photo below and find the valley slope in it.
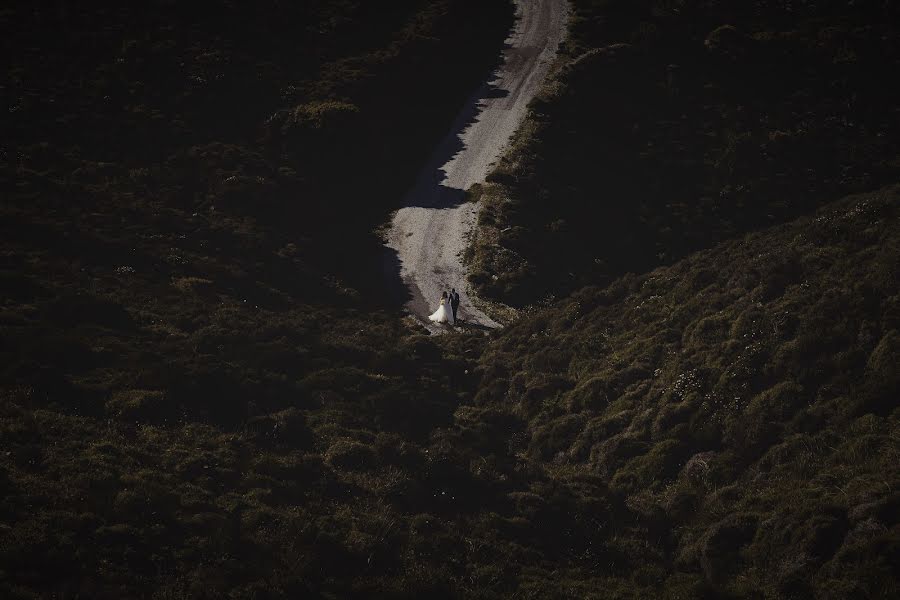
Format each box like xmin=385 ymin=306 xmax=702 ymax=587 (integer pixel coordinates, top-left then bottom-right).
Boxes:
xmin=468 ymin=0 xmax=900 ymax=306
xmin=1 ymin=0 xmax=897 ymax=598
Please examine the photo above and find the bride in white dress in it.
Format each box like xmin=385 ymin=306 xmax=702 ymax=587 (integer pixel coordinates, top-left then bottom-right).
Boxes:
xmin=429 ymin=291 xmax=454 ymax=325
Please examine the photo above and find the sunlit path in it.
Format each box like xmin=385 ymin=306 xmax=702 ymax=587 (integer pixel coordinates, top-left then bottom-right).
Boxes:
xmin=385 ymin=0 xmax=569 ymax=331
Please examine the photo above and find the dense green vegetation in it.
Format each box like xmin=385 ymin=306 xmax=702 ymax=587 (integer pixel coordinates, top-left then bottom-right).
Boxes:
xmin=1 ymin=1 xmax=514 ymax=596
xmin=458 ymin=3 xmax=899 ymax=593
xmin=471 ymin=186 xmax=899 ymax=597
xmin=468 ymin=0 xmax=900 ymax=305
xmin=2 ymin=0 xmax=898 ymax=598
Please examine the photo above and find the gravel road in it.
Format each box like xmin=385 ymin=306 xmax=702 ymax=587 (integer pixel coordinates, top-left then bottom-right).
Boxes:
xmin=385 ymin=0 xmax=568 ymax=331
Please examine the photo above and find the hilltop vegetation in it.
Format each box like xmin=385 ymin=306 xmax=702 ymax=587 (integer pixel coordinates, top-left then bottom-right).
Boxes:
xmin=468 ymin=0 xmax=900 ymax=305
xmin=1 ymin=0 xmax=898 ymax=598
xmin=469 ymin=186 xmax=899 ymax=597
xmin=459 ymin=2 xmax=900 ymax=595
xmin=1 ymin=0 xmax=514 ymax=596
xmin=4 ymin=176 xmax=897 ymax=596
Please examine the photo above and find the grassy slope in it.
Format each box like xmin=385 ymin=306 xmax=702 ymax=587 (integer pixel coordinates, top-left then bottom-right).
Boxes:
xmin=0 ymin=1 xmax=514 ymax=597
xmin=2 ymin=1 xmax=898 ymax=598
xmin=468 ymin=0 xmax=900 ymax=306
xmin=471 ymin=185 xmax=899 ymax=597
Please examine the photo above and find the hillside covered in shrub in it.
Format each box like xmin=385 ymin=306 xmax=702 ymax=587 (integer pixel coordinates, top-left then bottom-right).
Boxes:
xmin=1 ymin=1 xmax=514 ymax=596
xmin=2 ymin=0 xmax=898 ymax=598
xmin=468 ymin=0 xmax=900 ymax=305
xmin=470 ymin=185 xmax=898 ymax=597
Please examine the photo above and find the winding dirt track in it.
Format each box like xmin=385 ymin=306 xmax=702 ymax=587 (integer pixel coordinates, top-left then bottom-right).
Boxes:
xmin=385 ymin=0 xmax=568 ymax=331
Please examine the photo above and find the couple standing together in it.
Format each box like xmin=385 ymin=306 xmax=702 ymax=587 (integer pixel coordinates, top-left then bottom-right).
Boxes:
xmin=429 ymin=288 xmax=460 ymax=325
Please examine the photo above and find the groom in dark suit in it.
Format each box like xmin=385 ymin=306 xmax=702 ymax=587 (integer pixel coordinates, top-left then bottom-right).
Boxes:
xmin=450 ymin=288 xmax=460 ymax=323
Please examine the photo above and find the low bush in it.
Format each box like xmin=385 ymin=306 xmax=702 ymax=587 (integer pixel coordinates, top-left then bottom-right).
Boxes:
xmin=471 ymin=186 xmax=899 ymax=595
xmin=468 ymin=0 xmax=900 ymax=306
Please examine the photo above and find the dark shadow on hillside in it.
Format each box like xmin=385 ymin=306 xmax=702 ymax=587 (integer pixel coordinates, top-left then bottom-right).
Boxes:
xmin=398 ymin=73 xmax=510 ymax=211
xmin=378 ymin=243 xmax=414 ymax=309
xmin=453 ymin=318 xmax=494 ymax=333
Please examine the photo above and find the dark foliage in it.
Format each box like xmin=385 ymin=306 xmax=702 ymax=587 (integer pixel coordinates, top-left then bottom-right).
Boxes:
xmin=1 ymin=0 xmax=898 ymax=598
xmin=468 ymin=0 xmax=900 ymax=305
xmin=471 ymin=186 xmax=899 ymax=596
xmin=1 ymin=1 xmax=516 ymax=596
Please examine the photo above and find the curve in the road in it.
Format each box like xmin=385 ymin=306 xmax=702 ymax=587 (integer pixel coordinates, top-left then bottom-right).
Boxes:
xmin=385 ymin=0 xmax=569 ymax=332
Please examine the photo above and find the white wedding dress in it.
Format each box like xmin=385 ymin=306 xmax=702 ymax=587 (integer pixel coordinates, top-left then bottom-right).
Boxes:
xmin=429 ymin=298 xmax=454 ymax=324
